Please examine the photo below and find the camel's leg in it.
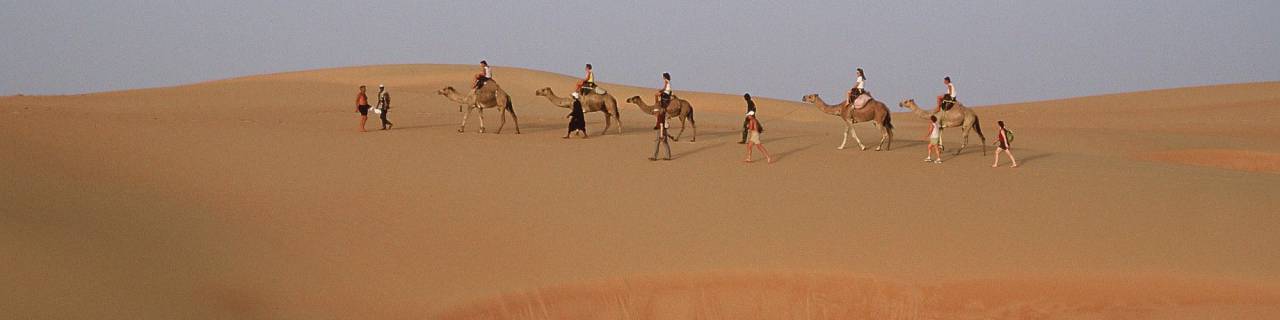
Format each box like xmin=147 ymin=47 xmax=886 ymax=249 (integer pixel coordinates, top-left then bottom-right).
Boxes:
xmin=875 ymin=123 xmax=887 ymax=151
xmin=689 ymin=115 xmax=696 ymax=142
xmin=885 ymin=127 xmax=894 ymax=151
xmin=672 ymin=117 xmax=685 ymax=142
xmin=501 ymin=106 xmax=517 ymax=133
xmin=615 ymin=113 xmax=623 ymax=134
xmin=458 ymin=106 xmax=472 ymax=133
xmin=477 ymin=107 xmax=486 ymax=133
xmin=838 ymin=123 xmax=850 ymax=150
xmin=938 ymin=128 xmax=945 ymax=152
xmin=600 ymin=111 xmax=612 ymax=136
xmin=848 ymin=121 xmax=867 ymax=151
xmin=982 ymin=135 xmax=987 ymax=156
xmin=496 ymin=107 xmax=507 ymax=134
xmin=955 ymin=126 xmax=971 ymax=155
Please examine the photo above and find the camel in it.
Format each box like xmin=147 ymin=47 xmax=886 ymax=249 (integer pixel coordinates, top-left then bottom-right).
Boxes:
xmin=436 ymin=81 xmax=520 ymax=134
xmin=898 ymin=99 xmax=986 ymax=156
xmin=625 ymin=96 xmax=697 ymax=142
xmin=534 ymin=87 xmax=621 ymax=135
xmin=801 ymin=93 xmax=894 ymax=151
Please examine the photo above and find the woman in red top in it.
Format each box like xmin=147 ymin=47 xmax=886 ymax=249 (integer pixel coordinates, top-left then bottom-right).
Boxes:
xmin=992 ymin=121 xmax=1018 ymax=168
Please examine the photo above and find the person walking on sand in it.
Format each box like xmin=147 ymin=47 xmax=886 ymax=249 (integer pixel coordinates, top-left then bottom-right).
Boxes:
xmin=471 ymin=60 xmax=492 ymax=94
xmin=565 ymin=92 xmax=588 ymax=139
xmin=649 ymin=104 xmax=672 ymax=161
xmin=355 ymin=85 xmax=371 ymax=132
xmin=376 ymin=84 xmax=393 ymax=130
xmin=925 ymin=115 xmax=943 ymax=163
xmin=576 ymin=63 xmax=596 ymax=95
xmin=992 ymin=121 xmax=1019 ymax=168
xmin=654 ymin=72 xmax=672 ymax=108
xmin=738 ymin=93 xmax=757 ymax=144
xmin=742 ymin=111 xmax=773 ymax=164
xmin=936 ymin=76 xmax=957 ymax=112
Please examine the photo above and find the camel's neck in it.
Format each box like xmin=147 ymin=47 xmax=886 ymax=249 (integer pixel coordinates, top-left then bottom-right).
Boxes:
xmin=632 ymin=99 xmax=653 ymax=109
xmin=811 ymin=97 xmax=844 ymax=115
xmin=443 ymin=91 xmax=474 ymax=104
xmin=904 ymin=103 xmax=934 ymax=119
xmin=542 ymin=91 xmax=572 ymax=107
xmin=629 ymin=99 xmax=662 ymax=115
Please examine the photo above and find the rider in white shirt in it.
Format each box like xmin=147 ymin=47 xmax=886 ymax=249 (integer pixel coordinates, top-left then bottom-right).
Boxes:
xmin=849 ymin=68 xmax=867 ymax=103
xmin=472 ymin=60 xmax=492 ymax=94
xmin=654 ymin=72 xmax=672 ymax=107
xmin=937 ymin=76 xmax=957 ymax=112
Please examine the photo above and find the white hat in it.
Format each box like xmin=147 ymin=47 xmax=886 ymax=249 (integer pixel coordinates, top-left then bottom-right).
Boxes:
xmin=746 ymin=111 xmax=756 ymax=116
xmin=571 ymin=92 xmax=580 ymax=99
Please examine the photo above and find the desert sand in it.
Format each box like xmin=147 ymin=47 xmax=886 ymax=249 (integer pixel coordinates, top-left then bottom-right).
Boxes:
xmin=2 ymin=64 xmax=1278 ymax=319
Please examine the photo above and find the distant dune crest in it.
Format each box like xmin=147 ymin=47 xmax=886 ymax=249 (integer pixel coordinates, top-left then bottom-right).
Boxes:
xmin=438 ymin=273 xmax=1280 ymax=320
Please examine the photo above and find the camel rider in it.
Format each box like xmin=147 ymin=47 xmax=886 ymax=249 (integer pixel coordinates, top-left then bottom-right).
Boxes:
xmin=848 ymin=68 xmax=867 ymax=102
xmin=654 ymin=72 xmax=672 ymax=108
xmin=576 ymin=63 xmax=596 ymax=95
xmin=472 ymin=60 xmax=492 ymax=94
xmin=937 ymin=76 xmax=957 ymax=112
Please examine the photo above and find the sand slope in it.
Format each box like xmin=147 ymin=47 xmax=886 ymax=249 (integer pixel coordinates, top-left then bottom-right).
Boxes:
xmin=2 ymin=65 xmax=1278 ymax=319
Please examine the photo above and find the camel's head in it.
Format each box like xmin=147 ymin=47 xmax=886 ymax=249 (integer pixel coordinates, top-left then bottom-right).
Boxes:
xmin=898 ymin=99 xmax=916 ymax=109
xmin=626 ymin=96 xmax=643 ymax=104
xmin=534 ymin=87 xmax=553 ymax=97
xmin=436 ymin=87 xmax=456 ymax=96
xmin=801 ymin=94 xmax=819 ymax=104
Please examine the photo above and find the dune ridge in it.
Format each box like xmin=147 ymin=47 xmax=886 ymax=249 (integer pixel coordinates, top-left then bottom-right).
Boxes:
xmin=3 ymin=64 xmax=1278 ymax=319
xmin=438 ymin=272 xmax=1280 ymax=320
xmin=1136 ymin=149 xmax=1280 ymax=174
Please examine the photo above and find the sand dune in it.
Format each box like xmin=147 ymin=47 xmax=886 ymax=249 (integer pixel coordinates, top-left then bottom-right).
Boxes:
xmin=2 ymin=65 xmax=1278 ymax=319
xmin=439 ymin=273 xmax=1280 ymax=320
xmin=1138 ymin=149 xmax=1280 ymax=174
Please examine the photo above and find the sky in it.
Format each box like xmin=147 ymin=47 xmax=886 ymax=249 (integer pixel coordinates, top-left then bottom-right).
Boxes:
xmin=2 ymin=0 xmax=1278 ymax=105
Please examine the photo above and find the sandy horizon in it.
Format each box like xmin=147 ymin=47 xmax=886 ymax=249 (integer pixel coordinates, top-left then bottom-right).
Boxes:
xmin=3 ymin=64 xmax=1278 ymax=319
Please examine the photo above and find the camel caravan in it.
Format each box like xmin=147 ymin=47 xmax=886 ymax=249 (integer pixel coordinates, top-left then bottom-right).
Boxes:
xmin=405 ymin=62 xmax=1006 ymax=165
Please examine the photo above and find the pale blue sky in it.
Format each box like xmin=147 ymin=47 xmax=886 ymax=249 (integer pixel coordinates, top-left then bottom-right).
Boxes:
xmin=2 ymin=0 xmax=1277 ymax=105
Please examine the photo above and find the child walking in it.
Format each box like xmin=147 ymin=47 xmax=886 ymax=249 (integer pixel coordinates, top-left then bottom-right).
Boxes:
xmin=649 ymin=106 xmax=672 ymax=161
xmin=925 ymin=116 xmax=942 ymax=164
xmin=742 ymin=111 xmax=773 ymax=163
xmin=992 ymin=121 xmax=1019 ymax=168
